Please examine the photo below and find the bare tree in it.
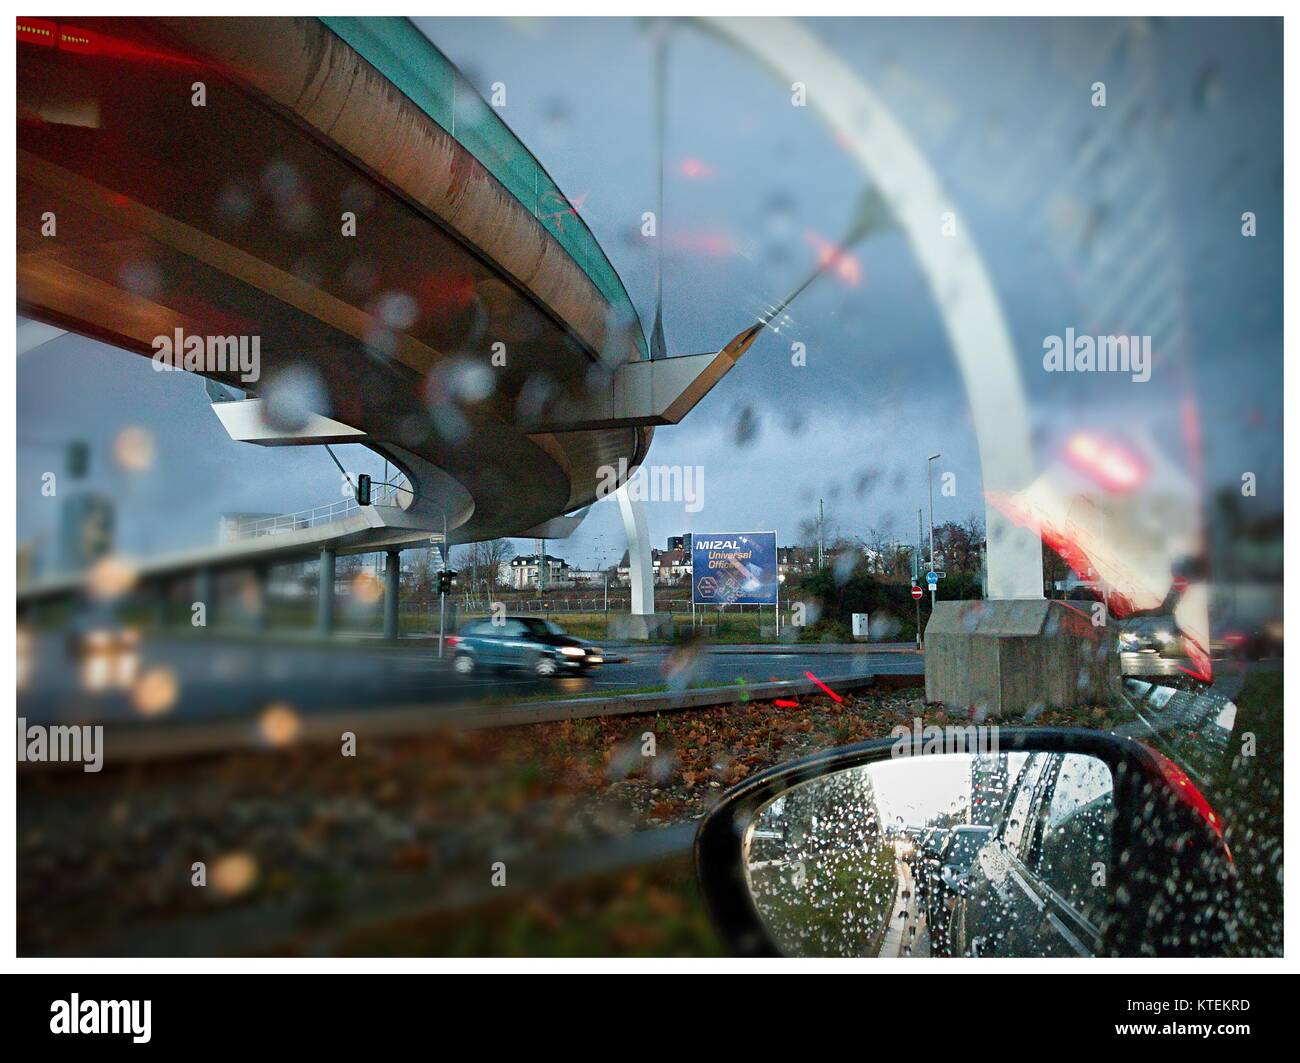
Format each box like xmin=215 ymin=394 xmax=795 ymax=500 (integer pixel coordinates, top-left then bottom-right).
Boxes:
xmin=860 ymin=525 xmax=895 ymax=575
xmin=452 ymin=539 xmax=515 ymax=601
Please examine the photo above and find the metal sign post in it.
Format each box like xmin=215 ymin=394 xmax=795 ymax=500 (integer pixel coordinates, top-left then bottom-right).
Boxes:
xmin=912 ymin=583 xmax=923 ymax=649
xmin=774 ymin=535 xmax=781 ymax=637
xmin=439 ymin=588 xmax=447 ymax=658
xmin=431 ymin=533 xmax=448 ymax=658
xmin=916 ymin=509 xmax=924 ymax=649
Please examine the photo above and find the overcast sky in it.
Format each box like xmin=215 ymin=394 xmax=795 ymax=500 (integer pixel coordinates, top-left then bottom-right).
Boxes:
xmin=17 ymin=17 xmax=1282 ymax=572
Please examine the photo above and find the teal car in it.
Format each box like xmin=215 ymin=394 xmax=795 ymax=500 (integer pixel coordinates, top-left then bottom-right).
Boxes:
xmin=447 ymin=617 xmax=604 ymax=677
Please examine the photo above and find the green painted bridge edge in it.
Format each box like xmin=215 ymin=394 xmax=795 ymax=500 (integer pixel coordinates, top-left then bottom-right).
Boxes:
xmin=321 ymin=16 xmax=648 ymax=360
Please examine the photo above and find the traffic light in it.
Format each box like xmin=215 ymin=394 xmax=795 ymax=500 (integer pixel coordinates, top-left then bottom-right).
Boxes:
xmin=355 ymin=473 xmax=371 ymax=506
xmin=437 ymin=569 xmax=458 ymax=594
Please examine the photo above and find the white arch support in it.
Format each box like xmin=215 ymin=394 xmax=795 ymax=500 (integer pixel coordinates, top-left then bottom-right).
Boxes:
xmin=708 ymin=18 xmax=1044 ymax=600
xmin=616 ymin=483 xmax=655 ymax=616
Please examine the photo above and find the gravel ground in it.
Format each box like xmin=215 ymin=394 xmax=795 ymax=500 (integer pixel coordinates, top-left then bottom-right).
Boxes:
xmin=18 ymin=687 xmax=1131 ymax=955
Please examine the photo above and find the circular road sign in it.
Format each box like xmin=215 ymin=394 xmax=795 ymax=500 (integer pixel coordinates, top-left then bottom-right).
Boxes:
xmin=911 ymin=585 xmax=924 ymax=600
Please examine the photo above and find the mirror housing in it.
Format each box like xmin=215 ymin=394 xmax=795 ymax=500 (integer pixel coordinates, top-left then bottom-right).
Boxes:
xmin=695 ymin=728 xmax=1237 ymax=958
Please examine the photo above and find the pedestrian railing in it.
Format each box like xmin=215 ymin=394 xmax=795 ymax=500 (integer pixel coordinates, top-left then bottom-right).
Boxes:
xmin=232 ymin=483 xmax=402 ymax=540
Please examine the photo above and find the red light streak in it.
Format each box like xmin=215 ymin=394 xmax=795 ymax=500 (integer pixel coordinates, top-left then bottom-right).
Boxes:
xmin=678 ymin=157 xmax=715 ymax=180
xmin=803 ymin=671 xmax=843 ymax=703
xmin=803 ymin=230 xmax=862 ymax=287
xmin=1062 ymin=432 xmax=1147 ymax=493
xmin=669 ymin=230 xmax=734 ymax=257
xmin=1149 ymin=748 xmax=1231 ymax=863
xmin=18 ymin=20 xmax=206 ymax=67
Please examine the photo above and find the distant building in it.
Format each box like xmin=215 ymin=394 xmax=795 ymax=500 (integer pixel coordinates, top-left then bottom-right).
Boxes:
xmin=616 ymin=546 xmax=690 ymax=586
xmin=567 ymin=568 xmax=607 ymax=586
xmin=778 ymin=546 xmax=816 ymax=579
xmin=509 ymin=553 xmax=571 ymax=589
xmin=656 ymin=547 xmax=690 ymax=584
xmin=970 ymin=755 xmax=1010 ymax=826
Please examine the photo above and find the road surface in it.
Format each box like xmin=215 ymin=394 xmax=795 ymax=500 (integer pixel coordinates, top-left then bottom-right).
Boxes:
xmin=878 ymin=857 xmax=931 ymax=958
xmin=17 ymin=632 xmax=923 ymax=724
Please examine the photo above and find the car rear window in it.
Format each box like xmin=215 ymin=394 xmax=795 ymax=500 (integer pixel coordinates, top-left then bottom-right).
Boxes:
xmin=944 ymin=830 xmax=990 ymax=869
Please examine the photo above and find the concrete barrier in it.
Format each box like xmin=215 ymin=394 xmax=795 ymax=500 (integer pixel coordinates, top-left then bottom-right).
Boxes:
xmin=925 ymin=599 xmax=1120 ymax=716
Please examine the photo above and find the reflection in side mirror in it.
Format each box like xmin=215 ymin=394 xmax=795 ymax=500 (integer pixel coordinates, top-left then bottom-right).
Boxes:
xmin=743 ymin=752 xmax=1115 ymax=958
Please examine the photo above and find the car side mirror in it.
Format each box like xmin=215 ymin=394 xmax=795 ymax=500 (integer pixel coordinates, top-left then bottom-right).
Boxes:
xmin=694 ymin=728 xmax=1237 ymax=958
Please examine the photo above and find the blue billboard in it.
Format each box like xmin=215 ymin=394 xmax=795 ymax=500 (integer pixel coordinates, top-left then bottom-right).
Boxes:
xmin=691 ymin=532 xmax=779 ymax=605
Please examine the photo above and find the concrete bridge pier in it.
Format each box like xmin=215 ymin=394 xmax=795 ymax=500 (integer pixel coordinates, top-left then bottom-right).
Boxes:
xmin=318 ymin=548 xmax=336 ymax=637
xmin=251 ymin=565 xmax=270 ymax=632
xmin=195 ymin=568 xmax=215 ymax=631
xmin=383 ymin=550 xmax=401 ymax=640
xmin=609 ymin=485 xmax=673 ymax=640
xmin=153 ymin=580 xmax=170 ymax=628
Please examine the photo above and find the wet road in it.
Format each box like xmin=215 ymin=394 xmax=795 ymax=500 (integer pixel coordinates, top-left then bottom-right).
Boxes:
xmin=878 ymin=857 xmax=931 ymax=958
xmin=17 ymin=633 xmax=924 ymax=724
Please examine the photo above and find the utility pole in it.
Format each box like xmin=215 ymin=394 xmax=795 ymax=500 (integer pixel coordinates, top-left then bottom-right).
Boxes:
xmin=927 ymin=452 xmax=941 ymax=614
xmin=817 ymin=498 xmax=825 ymax=570
xmin=916 ymin=508 xmax=924 ymax=650
xmin=536 ymin=537 xmax=547 ymax=594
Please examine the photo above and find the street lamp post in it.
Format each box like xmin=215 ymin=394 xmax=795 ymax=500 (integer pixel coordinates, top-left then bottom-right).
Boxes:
xmin=916 ymin=508 xmax=924 ymax=650
xmin=927 ymin=452 xmax=941 ymax=613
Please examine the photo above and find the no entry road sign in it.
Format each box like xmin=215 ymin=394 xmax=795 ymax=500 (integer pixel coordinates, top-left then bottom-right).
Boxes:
xmin=911 ymin=585 xmax=924 ymax=600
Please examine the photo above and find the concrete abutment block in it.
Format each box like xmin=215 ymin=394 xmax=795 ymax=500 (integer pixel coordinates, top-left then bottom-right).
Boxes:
xmin=924 ymin=599 xmax=1120 ymax=717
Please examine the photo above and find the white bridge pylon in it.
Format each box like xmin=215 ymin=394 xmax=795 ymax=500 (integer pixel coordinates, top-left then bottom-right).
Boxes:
xmin=706 ymin=17 xmax=1044 ymax=600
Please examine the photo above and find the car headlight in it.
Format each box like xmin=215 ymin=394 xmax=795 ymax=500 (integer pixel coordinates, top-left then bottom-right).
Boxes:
xmin=559 ymin=646 xmax=586 ymax=657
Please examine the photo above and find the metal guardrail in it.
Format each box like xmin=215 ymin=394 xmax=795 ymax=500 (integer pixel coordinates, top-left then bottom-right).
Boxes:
xmin=234 ymin=484 xmax=401 ymax=540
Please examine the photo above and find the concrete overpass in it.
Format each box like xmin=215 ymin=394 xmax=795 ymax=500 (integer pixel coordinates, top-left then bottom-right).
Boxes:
xmin=17 ymin=16 xmax=752 ymax=634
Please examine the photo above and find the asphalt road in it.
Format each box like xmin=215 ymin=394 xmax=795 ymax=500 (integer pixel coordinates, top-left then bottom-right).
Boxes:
xmin=878 ymin=858 xmax=930 ymax=959
xmin=17 ymin=633 xmax=924 ymax=724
